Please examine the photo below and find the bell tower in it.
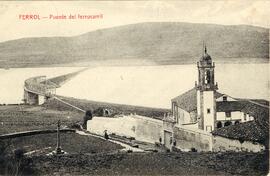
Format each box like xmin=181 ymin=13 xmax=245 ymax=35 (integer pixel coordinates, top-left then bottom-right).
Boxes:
xmin=196 ymin=45 xmax=218 ymax=132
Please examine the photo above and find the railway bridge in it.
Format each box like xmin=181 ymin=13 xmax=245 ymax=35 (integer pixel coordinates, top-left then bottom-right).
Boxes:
xmin=23 ymin=76 xmax=59 ymax=105
xmin=23 ymin=68 xmax=87 ymax=105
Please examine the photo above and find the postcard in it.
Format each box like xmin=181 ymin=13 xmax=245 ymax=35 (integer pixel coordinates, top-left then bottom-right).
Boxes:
xmin=0 ymin=1 xmax=269 ymax=175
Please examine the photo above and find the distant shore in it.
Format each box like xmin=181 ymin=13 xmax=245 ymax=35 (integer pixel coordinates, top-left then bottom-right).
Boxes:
xmin=0 ymin=58 xmax=268 ymax=69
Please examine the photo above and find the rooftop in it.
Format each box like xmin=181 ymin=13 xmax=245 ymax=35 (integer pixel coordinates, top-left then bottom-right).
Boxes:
xmin=212 ymin=121 xmax=268 ymax=146
xmin=216 ymin=101 xmax=249 ymax=112
xmin=171 ymin=87 xmax=223 ymax=112
xmin=213 ymin=103 xmax=269 ymax=145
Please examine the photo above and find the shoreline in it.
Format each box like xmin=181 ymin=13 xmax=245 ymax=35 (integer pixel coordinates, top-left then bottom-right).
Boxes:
xmin=0 ymin=58 xmax=268 ymax=69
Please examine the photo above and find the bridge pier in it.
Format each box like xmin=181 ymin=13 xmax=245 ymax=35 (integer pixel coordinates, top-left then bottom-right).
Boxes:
xmin=24 ymin=90 xmax=46 ymax=105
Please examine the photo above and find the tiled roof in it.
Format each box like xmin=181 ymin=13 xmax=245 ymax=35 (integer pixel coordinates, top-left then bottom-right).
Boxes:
xmin=236 ymin=98 xmax=269 ymax=106
xmin=171 ymin=86 xmax=269 ymax=145
xmin=216 ymin=101 xmax=249 ymax=112
xmin=171 ymin=87 xmax=223 ymax=112
xmin=171 ymin=87 xmax=197 ymax=112
xmin=213 ymin=103 xmax=269 ymax=145
xmin=241 ymin=103 xmax=269 ymax=130
xmin=212 ymin=121 xmax=268 ymax=145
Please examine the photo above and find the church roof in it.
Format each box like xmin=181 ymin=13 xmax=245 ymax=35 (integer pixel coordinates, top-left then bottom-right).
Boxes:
xmin=171 ymin=87 xmax=223 ymax=112
xmin=200 ymin=46 xmax=212 ymax=64
xmin=201 ymin=53 xmax=212 ymax=62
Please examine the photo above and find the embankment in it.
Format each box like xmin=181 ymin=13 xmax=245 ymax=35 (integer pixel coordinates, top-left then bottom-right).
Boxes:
xmin=43 ymin=95 xmax=170 ymax=118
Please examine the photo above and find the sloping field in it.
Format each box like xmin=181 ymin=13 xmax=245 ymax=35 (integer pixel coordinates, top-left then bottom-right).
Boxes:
xmin=31 ymin=151 xmax=268 ymax=175
xmin=43 ymin=96 xmax=170 ymax=119
xmin=0 ymin=105 xmax=83 ymax=134
xmin=3 ymin=132 xmax=123 ymax=155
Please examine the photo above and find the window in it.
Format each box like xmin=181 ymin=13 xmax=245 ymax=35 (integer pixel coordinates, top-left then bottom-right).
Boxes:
xmin=217 ymin=121 xmax=222 ymax=128
xmin=225 ymin=111 xmax=231 ymax=117
xmin=207 ymin=108 xmax=211 ymax=114
xmin=204 ymin=70 xmax=211 ymax=84
xmin=223 ymin=96 xmax=227 ymax=101
xmin=244 ymin=113 xmax=247 ymax=121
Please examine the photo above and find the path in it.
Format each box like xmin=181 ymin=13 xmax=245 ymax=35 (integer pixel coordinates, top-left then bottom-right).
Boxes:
xmin=76 ymin=130 xmax=144 ymax=152
xmin=52 ymin=96 xmax=86 ymax=113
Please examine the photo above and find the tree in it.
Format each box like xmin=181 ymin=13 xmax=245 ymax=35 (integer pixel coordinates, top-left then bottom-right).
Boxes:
xmin=82 ymin=110 xmax=92 ymax=129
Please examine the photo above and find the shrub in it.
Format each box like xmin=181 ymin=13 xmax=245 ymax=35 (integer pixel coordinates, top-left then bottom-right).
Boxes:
xmin=191 ymin=148 xmax=197 ymax=152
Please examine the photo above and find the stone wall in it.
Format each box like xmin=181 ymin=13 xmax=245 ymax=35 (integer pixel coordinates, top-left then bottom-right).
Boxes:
xmin=213 ymin=135 xmax=265 ymax=152
xmin=134 ymin=115 xmax=163 ymax=143
xmin=87 ymin=115 xmax=163 ymax=144
xmin=173 ymin=126 xmax=213 ymax=152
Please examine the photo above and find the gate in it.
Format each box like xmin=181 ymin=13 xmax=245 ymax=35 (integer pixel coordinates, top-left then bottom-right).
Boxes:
xmin=164 ymin=130 xmax=172 ymax=150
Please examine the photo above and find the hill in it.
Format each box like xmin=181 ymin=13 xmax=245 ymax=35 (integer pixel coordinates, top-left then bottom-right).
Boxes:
xmin=0 ymin=22 xmax=268 ymax=68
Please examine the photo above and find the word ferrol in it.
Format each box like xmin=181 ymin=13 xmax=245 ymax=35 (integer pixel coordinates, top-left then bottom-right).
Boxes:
xmin=19 ymin=14 xmax=103 ymax=20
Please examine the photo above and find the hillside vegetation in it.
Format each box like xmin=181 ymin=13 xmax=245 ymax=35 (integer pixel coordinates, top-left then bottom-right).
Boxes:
xmin=0 ymin=22 xmax=268 ymax=68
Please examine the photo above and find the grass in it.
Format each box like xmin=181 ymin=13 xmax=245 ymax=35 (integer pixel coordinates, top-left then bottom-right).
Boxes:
xmin=3 ymin=132 xmax=123 ymax=155
xmin=30 ymin=151 xmax=268 ymax=175
xmin=0 ymin=105 xmax=83 ymax=134
xmin=0 ymin=104 xmax=268 ymax=175
xmin=43 ymin=95 xmax=170 ymax=119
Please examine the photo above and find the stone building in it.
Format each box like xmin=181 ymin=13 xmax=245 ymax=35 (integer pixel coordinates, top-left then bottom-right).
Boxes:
xmin=169 ymin=45 xmax=269 ymax=152
xmin=86 ymin=45 xmax=268 ymax=152
xmin=172 ymin=46 xmax=258 ymax=132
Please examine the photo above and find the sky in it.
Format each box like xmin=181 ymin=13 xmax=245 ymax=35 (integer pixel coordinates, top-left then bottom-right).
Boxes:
xmin=0 ymin=1 xmax=269 ymax=42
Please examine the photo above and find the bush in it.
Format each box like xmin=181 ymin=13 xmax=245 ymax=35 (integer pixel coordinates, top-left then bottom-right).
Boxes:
xmin=191 ymin=148 xmax=197 ymax=152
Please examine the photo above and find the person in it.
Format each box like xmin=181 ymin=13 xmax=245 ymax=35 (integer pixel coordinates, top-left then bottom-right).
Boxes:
xmin=104 ymin=130 xmax=109 ymax=140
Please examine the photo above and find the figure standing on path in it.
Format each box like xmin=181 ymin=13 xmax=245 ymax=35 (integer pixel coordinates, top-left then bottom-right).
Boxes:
xmin=104 ymin=130 xmax=109 ymax=140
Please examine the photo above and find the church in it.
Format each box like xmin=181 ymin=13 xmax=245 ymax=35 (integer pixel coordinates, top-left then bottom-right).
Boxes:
xmin=168 ymin=45 xmax=268 ymax=152
xmin=86 ymin=45 xmax=268 ymax=152
xmin=171 ymin=46 xmax=257 ymax=132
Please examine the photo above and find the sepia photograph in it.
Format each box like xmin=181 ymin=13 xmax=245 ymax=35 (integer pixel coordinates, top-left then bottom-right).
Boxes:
xmin=0 ymin=1 xmax=269 ymax=175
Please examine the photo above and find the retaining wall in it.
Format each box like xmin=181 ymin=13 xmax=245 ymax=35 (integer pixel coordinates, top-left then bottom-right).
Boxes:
xmin=87 ymin=115 xmax=163 ymax=144
xmin=173 ymin=126 xmax=213 ymax=152
xmin=213 ymin=135 xmax=265 ymax=152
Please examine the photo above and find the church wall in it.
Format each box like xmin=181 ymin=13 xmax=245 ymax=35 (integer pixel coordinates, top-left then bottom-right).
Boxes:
xmin=196 ymin=90 xmax=201 ymax=117
xmin=190 ymin=111 xmax=197 ymax=123
xmin=213 ymin=135 xmax=265 ymax=152
xmin=203 ymin=91 xmax=215 ymax=132
xmin=176 ymin=107 xmax=191 ymax=125
xmin=173 ymin=126 xmax=213 ymax=152
xmin=172 ymin=105 xmax=192 ymax=125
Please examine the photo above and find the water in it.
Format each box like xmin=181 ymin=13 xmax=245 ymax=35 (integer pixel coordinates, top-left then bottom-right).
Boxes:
xmin=0 ymin=63 xmax=268 ymax=108
xmin=0 ymin=67 xmax=82 ymax=104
